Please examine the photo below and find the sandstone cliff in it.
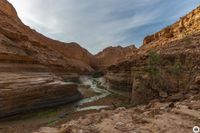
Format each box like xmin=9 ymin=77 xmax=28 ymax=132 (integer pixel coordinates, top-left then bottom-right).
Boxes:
xmin=0 ymin=72 xmax=82 ymax=118
xmin=105 ymin=5 xmax=200 ymax=104
xmin=142 ymin=6 xmax=200 ymax=50
xmin=0 ymin=0 xmax=17 ymax=18
xmin=95 ymin=45 xmax=138 ymax=69
xmin=0 ymin=0 xmax=95 ymax=117
xmin=0 ymin=0 xmax=94 ymax=73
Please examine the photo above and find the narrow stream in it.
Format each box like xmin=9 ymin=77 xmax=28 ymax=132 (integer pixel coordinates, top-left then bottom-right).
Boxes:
xmin=45 ymin=76 xmax=112 ymax=124
xmin=76 ymin=76 xmax=111 ymax=111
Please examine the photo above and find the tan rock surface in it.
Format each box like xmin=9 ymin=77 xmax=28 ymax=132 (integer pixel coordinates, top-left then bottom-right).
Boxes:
xmin=35 ymin=92 xmax=200 ymax=133
xmin=105 ymin=5 xmax=200 ymax=96
xmin=0 ymin=0 xmax=18 ymax=18
xmin=0 ymin=71 xmax=82 ymax=118
xmin=0 ymin=0 xmax=93 ymax=117
xmin=0 ymin=0 xmax=95 ymax=73
xmin=95 ymin=45 xmax=138 ymax=69
xmin=142 ymin=6 xmax=200 ymax=50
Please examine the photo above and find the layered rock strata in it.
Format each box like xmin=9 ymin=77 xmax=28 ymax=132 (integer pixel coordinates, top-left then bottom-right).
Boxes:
xmin=0 ymin=72 xmax=82 ymax=118
xmin=142 ymin=6 xmax=200 ymax=49
xmin=0 ymin=0 xmax=95 ymax=73
xmin=105 ymin=6 xmax=200 ymax=102
xmin=0 ymin=0 xmax=94 ymax=117
xmin=106 ymin=33 xmax=200 ymax=104
xmin=95 ymin=45 xmax=138 ymax=69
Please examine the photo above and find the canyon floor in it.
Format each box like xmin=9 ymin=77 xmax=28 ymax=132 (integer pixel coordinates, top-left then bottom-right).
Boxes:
xmin=35 ymin=90 xmax=200 ymax=133
xmin=0 ymin=76 xmax=199 ymax=133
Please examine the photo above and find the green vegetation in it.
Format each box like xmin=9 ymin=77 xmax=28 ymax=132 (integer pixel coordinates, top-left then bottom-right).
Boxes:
xmin=170 ymin=61 xmax=182 ymax=76
xmin=92 ymin=71 xmax=104 ymax=78
xmin=149 ymin=50 xmax=161 ymax=66
xmin=147 ymin=50 xmax=161 ymax=77
xmin=35 ymin=109 xmax=58 ymax=118
xmin=131 ymin=47 xmax=200 ymax=106
xmin=73 ymin=79 xmax=81 ymax=84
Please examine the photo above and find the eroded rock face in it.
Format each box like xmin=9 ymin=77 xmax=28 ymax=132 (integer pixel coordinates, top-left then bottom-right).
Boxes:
xmin=0 ymin=72 xmax=82 ymax=118
xmin=0 ymin=63 xmax=82 ymax=118
xmin=108 ymin=38 xmax=200 ymax=104
xmin=0 ymin=0 xmax=95 ymax=73
xmin=0 ymin=0 xmax=94 ymax=117
xmin=105 ymin=54 xmax=146 ymax=93
xmin=95 ymin=45 xmax=138 ymax=69
xmin=105 ymin=72 xmax=132 ymax=92
xmin=105 ymin=6 xmax=200 ymax=105
xmin=142 ymin=6 xmax=200 ymax=49
xmin=0 ymin=0 xmax=18 ymax=18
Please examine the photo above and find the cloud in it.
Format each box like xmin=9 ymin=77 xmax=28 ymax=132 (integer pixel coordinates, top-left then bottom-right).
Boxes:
xmin=8 ymin=0 xmax=200 ymax=54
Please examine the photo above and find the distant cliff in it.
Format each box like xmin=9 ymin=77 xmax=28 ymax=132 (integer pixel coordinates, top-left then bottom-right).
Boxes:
xmin=95 ymin=45 xmax=138 ymax=69
xmin=142 ymin=6 xmax=200 ymax=49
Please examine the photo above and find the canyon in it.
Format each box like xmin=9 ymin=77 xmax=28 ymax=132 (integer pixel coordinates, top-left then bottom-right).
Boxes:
xmin=0 ymin=0 xmax=94 ymax=118
xmin=0 ymin=0 xmax=200 ymax=133
xmin=105 ymin=6 xmax=200 ymax=101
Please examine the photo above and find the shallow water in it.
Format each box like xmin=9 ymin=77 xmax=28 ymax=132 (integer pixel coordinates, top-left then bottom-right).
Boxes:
xmin=76 ymin=76 xmax=111 ymax=107
xmin=76 ymin=105 xmax=110 ymax=111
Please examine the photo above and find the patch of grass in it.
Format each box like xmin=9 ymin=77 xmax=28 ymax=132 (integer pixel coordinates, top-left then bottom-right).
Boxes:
xmin=35 ymin=109 xmax=58 ymax=118
xmin=47 ymin=119 xmax=58 ymax=126
xmin=1 ymin=109 xmax=59 ymax=122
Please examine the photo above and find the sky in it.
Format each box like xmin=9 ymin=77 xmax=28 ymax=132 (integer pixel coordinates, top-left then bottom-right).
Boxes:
xmin=8 ymin=0 xmax=200 ymax=54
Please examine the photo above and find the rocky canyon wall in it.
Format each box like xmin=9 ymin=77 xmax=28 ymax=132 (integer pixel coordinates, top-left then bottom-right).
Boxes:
xmin=142 ymin=6 xmax=200 ymax=49
xmin=0 ymin=0 xmax=17 ymax=18
xmin=0 ymin=72 xmax=82 ymax=118
xmin=105 ymin=6 xmax=200 ymax=104
xmin=95 ymin=45 xmax=138 ymax=69
xmin=0 ymin=0 xmax=94 ymax=117
xmin=0 ymin=0 xmax=95 ymax=73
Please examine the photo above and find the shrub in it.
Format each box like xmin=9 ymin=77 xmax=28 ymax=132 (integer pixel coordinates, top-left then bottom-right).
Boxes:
xmin=170 ymin=60 xmax=182 ymax=76
xmin=147 ymin=50 xmax=161 ymax=77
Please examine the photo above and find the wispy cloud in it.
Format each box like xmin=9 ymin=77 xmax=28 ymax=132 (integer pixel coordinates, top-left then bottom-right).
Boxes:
xmin=8 ymin=0 xmax=200 ymax=54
